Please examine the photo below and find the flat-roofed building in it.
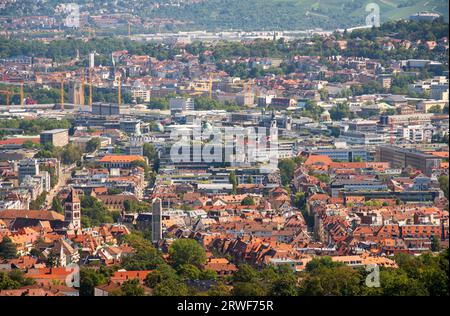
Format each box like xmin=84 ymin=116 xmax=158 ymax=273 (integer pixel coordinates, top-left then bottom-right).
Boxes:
xmin=379 ymin=113 xmax=434 ymax=126
xmin=169 ymin=97 xmax=195 ymax=113
xmin=40 ymin=129 xmax=69 ymax=147
xmin=417 ymin=100 xmax=448 ymax=113
xmin=313 ymin=148 xmax=371 ymax=162
xmin=376 ymin=145 xmax=441 ymax=176
xmin=91 ymin=103 xmax=120 ymax=116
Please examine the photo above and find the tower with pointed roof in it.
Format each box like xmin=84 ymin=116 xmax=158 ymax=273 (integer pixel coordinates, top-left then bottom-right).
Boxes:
xmin=64 ymin=188 xmax=81 ymax=229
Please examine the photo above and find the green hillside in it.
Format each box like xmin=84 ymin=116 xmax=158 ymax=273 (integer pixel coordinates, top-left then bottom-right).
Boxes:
xmin=150 ymin=0 xmax=449 ymax=30
xmin=0 ymin=0 xmax=448 ymax=31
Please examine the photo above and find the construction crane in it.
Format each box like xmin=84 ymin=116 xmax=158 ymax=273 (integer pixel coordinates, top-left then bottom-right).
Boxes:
xmin=117 ymin=76 xmax=122 ymax=108
xmin=0 ymin=89 xmax=12 ymax=105
xmin=208 ymin=74 xmax=213 ymax=99
xmin=80 ymin=72 xmax=86 ymax=112
xmin=20 ymin=82 xmax=24 ymax=106
xmin=0 ymin=81 xmax=25 ymax=106
xmin=60 ymin=77 xmax=65 ymax=110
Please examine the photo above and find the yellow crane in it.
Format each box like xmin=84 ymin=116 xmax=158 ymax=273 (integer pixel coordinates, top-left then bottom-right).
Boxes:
xmin=60 ymin=77 xmax=65 ymax=109
xmin=0 ymin=81 xmax=25 ymax=106
xmin=117 ymin=76 xmax=122 ymax=108
xmin=0 ymin=89 xmax=12 ymax=105
xmin=209 ymin=74 xmax=213 ymax=99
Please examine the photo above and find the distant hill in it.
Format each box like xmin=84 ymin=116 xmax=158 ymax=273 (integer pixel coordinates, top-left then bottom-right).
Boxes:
xmin=1 ymin=0 xmax=448 ymax=31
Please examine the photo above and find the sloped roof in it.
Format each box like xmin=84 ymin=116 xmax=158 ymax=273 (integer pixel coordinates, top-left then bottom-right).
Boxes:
xmin=0 ymin=210 xmax=64 ymax=221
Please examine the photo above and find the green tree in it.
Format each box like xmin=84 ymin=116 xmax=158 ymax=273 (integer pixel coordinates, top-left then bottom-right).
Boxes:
xmin=233 ymin=264 xmax=259 ymax=283
xmin=293 ymin=192 xmax=306 ymax=209
xmin=121 ymin=233 xmax=165 ymax=270
xmin=329 ymin=103 xmax=351 ymax=121
xmin=269 ymin=270 xmax=298 ymax=296
xmin=438 ymin=175 xmax=449 ymax=199
xmin=147 ymin=98 xmax=169 ymax=110
xmin=0 ymin=272 xmax=20 ymax=290
xmin=144 ymin=264 xmax=178 ymax=288
xmin=23 ymin=140 xmax=36 ymax=149
xmin=278 ymin=158 xmax=297 ymax=186
xmin=427 ymin=104 xmax=443 ymax=114
xmin=107 ymin=188 xmax=124 ymax=195
xmin=143 ymin=143 xmax=160 ymax=171
xmin=200 ymin=269 xmax=218 ymax=281
xmin=299 ymin=265 xmax=361 ymax=296
xmin=208 ymin=282 xmax=231 ymax=296
xmin=153 ymin=277 xmax=189 ymax=296
xmin=80 ymin=195 xmax=114 ymax=227
xmin=112 ymin=279 xmax=145 ymax=296
xmin=7 ymin=270 xmax=35 ymax=287
xmin=85 ymin=137 xmax=101 ymax=153
xmin=79 ymin=267 xmax=109 ymax=296
xmin=177 ymin=264 xmax=202 ymax=280
xmin=232 ymin=282 xmax=267 ymax=296
xmin=229 ymin=170 xmax=238 ymax=195
xmin=0 ymin=236 xmax=17 ymax=260
xmin=60 ymin=143 xmax=83 ymax=165
xmin=29 ymin=191 xmax=48 ymax=210
xmin=431 ymin=235 xmax=441 ymax=252
xmin=168 ymin=239 xmax=206 ymax=268
xmin=241 ymin=196 xmax=255 ymax=206
xmin=51 ymin=196 xmax=64 ymax=213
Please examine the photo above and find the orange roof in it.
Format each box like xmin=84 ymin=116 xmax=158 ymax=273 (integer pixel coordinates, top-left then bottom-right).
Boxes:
xmin=99 ymin=155 xmax=145 ymax=163
xmin=110 ymin=270 xmax=152 ymax=284
xmin=304 ymin=155 xmax=333 ymax=167
xmin=330 ymin=162 xmax=367 ymax=169
xmin=309 ymin=193 xmax=329 ymax=202
xmin=0 ymin=209 xmax=64 ymax=221
xmin=0 ymin=138 xmax=40 ymax=146
xmin=428 ymin=151 xmax=449 ymax=158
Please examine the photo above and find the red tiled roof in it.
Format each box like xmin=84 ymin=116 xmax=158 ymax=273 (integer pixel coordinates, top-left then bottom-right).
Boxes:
xmin=99 ymin=155 xmax=144 ymax=163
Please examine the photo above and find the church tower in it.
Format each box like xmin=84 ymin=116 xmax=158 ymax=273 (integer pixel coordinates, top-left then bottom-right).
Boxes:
xmin=64 ymin=188 xmax=81 ymax=229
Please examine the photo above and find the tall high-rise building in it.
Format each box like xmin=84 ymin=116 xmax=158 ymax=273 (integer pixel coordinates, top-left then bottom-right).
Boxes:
xmin=152 ymin=198 xmax=162 ymax=243
xmin=64 ymin=188 xmax=81 ymax=229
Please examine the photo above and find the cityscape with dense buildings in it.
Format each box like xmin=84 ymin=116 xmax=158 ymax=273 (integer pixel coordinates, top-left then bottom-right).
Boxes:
xmin=0 ymin=0 xmax=449 ymax=299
